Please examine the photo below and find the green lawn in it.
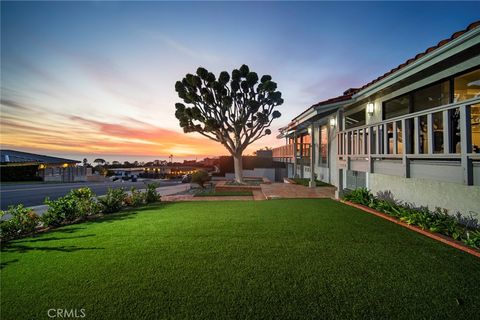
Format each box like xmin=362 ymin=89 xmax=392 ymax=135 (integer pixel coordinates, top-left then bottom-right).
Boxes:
xmin=1 ymin=199 xmax=479 ymax=319
xmin=194 ymin=190 xmax=253 ymax=197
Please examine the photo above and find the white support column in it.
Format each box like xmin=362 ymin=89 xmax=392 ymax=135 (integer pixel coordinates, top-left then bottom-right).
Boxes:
xmin=309 ymin=123 xmax=316 ymax=188
xmin=401 ymin=119 xmax=410 ymax=178
xmin=293 ymin=132 xmax=297 ymax=178
xmin=335 ymin=109 xmax=344 ymax=199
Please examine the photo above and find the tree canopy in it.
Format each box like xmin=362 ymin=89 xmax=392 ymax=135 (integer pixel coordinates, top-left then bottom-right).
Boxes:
xmin=174 ymin=64 xmax=283 ymax=156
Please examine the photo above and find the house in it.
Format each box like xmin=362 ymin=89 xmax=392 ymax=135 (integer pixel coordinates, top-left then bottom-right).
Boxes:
xmin=0 ymin=149 xmax=87 ymax=182
xmin=273 ymin=21 xmax=480 ymax=216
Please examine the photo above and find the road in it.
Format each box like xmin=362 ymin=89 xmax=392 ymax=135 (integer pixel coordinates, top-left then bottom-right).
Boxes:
xmin=0 ymin=180 xmax=181 ymax=210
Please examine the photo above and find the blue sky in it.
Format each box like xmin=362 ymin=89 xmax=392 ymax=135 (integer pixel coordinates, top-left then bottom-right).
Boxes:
xmin=1 ymin=1 xmax=479 ymax=161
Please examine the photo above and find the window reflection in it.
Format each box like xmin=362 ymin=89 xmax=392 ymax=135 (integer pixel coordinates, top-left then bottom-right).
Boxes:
xmin=454 ymin=69 xmax=480 ymax=102
xmin=413 ymin=81 xmax=450 ymax=113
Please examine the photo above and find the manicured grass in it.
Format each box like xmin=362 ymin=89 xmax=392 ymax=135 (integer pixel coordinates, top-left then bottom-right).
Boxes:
xmin=194 ymin=190 xmax=253 ymax=197
xmin=293 ymin=178 xmax=332 ymax=187
xmin=1 ymin=199 xmax=479 ymax=319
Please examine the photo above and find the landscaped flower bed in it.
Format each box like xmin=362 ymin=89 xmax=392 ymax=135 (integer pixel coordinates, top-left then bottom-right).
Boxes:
xmin=0 ymin=183 xmax=161 ymax=242
xmin=342 ymin=188 xmax=480 ymax=250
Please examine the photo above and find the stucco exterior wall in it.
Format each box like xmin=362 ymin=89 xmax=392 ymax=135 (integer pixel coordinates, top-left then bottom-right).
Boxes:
xmin=369 ymin=173 xmax=480 ymax=218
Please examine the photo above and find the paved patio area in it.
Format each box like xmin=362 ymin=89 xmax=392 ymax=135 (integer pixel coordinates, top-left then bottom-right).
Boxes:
xmin=162 ymin=183 xmax=334 ymax=202
xmin=260 ymin=183 xmax=335 ymax=199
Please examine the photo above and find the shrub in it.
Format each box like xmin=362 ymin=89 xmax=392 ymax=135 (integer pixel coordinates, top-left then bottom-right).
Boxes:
xmin=43 ymin=187 xmax=99 ymax=226
xmin=191 ymin=170 xmax=211 ymax=188
xmin=463 ymin=230 xmax=480 ymax=248
xmin=70 ymin=188 xmax=101 ymax=218
xmin=98 ymin=188 xmax=126 ymax=213
xmin=343 ymin=188 xmax=479 ymax=249
xmin=125 ymin=187 xmax=145 ymax=207
xmin=0 ymin=205 xmax=40 ymax=241
xmin=44 ymin=195 xmax=78 ymax=226
xmin=343 ymin=188 xmax=373 ymax=206
xmin=145 ymin=183 xmax=160 ymax=203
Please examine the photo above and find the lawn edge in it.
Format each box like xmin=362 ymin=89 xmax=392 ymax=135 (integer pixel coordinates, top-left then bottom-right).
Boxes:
xmin=339 ymin=199 xmax=480 ymax=258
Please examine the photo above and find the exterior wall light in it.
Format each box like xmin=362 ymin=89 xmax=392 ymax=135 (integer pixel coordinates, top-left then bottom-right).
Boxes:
xmin=367 ymin=102 xmax=374 ymax=115
xmin=329 ymin=118 xmax=337 ymax=127
xmin=307 ymin=127 xmax=312 ymax=134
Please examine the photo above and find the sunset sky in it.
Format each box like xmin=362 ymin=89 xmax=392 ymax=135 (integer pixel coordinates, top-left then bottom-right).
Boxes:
xmin=1 ymin=1 xmax=479 ymax=162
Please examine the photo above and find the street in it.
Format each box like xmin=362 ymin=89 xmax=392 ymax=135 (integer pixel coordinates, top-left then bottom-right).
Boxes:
xmin=0 ymin=180 xmax=181 ymax=210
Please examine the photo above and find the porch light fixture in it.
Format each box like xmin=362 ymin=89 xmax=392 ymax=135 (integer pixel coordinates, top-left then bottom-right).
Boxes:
xmin=307 ymin=127 xmax=312 ymax=134
xmin=329 ymin=118 xmax=336 ymax=127
xmin=367 ymin=102 xmax=374 ymax=115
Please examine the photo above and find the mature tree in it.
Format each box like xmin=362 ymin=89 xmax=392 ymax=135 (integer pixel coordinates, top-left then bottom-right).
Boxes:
xmin=93 ymin=158 xmax=106 ymax=166
xmin=174 ymin=64 xmax=283 ymax=183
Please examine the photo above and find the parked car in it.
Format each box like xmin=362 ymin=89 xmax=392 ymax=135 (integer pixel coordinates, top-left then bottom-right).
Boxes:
xmin=181 ymin=174 xmax=192 ymax=183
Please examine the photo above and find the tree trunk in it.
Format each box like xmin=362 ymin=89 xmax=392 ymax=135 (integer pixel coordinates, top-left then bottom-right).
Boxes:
xmin=233 ymin=152 xmax=244 ymax=184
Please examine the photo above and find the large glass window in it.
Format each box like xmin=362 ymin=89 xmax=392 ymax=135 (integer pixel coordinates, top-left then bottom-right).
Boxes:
xmin=413 ymin=81 xmax=450 ymax=112
xmin=454 ymin=69 xmax=480 ymax=102
xmin=383 ymin=94 xmax=410 ymax=120
xmin=319 ymin=125 xmax=328 ymax=165
xmin=345 ymin=109 xmax=366 ymax=129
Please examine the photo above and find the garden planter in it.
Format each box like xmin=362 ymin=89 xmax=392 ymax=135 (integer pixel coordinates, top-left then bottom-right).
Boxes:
xmin=340 ymin=200 xmax=480 ymax=258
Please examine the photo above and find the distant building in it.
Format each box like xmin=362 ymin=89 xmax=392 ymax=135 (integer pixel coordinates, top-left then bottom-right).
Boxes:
xmin=0 ymin=149 xmax=87 ymax=182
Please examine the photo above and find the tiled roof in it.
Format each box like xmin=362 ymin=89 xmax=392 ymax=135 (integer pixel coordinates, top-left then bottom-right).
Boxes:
xmin=0 ymin=149 xmax=80 ymax=164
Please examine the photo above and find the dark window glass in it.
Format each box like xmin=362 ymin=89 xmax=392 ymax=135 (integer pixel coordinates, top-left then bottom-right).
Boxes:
xmin=345 ymin=109 xmax=366 ymax=129
xmin=383 ymin=95 xmax=410 ymax=120
xmin=454 ymin=69 xmax=480 ymax=102
xmin=413 ymin=81 xmax=450 ymax=112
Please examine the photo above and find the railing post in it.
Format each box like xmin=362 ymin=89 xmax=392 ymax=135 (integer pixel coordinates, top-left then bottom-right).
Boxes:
xmin=443 ymin=110 xmax=451 ymax=154
xmin=414 ymin=117 xmax=420 ymax=154
xmin=393 ymin=122 xmax=398 ymax=154
xmin=356 ymin=130 xmax=360 ymax=155
xmin=383 ymin=123 xmax=388 ymax=155
xmin=460 ymin=104 xmax=473 ymax=185
xmin=427 ymin=113 xmax=434 ymax=154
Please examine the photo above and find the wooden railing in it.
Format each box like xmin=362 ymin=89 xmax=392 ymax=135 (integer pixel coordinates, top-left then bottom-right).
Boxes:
xmin=272 ymin=143 xmax=312 ymax=163
xmin=272 ymin=144 xmax=294 ymax=159
xmin=337 ymin=98 xmax=480 ymax=185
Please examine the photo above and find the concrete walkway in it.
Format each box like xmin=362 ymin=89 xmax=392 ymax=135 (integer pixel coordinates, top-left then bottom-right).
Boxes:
xmin=260 ymin=183 xmax=335 ymax=200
